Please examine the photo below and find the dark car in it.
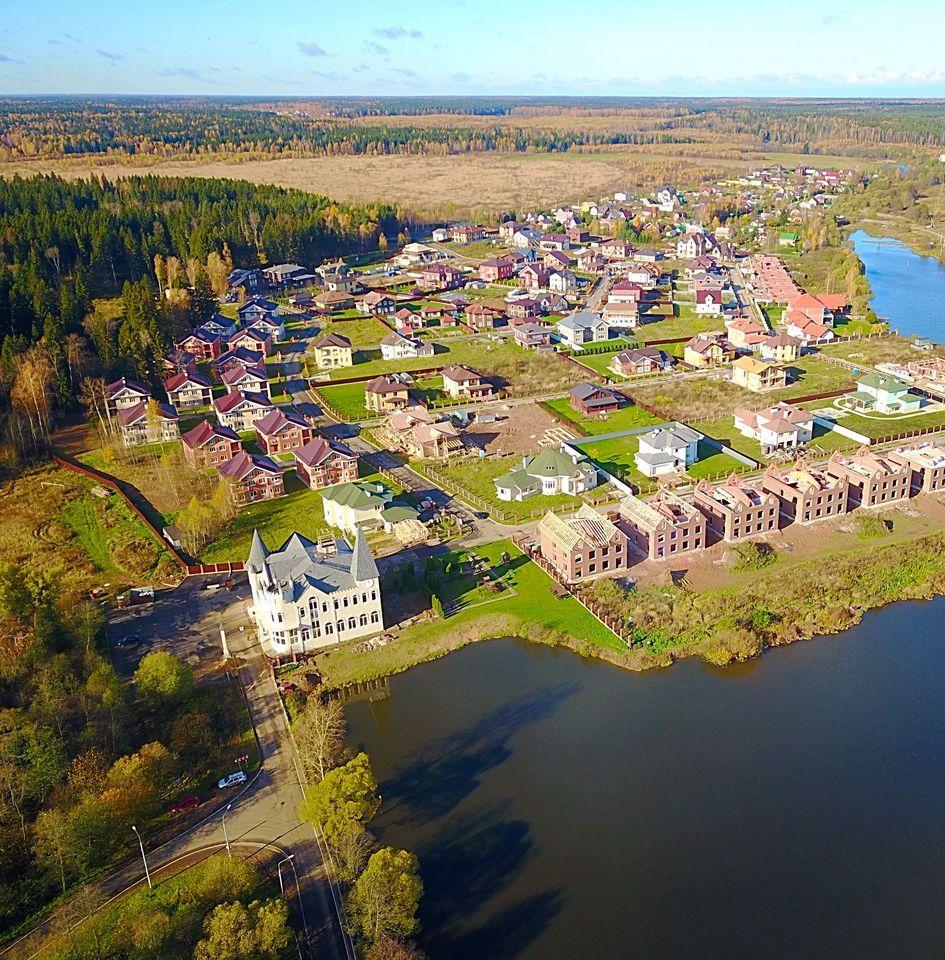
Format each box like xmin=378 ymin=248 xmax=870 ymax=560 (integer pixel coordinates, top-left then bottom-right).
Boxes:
xmin=169 ymin=795 xmax=201 ymax=815
xmin=116 ymin=633 xmax=141 ymax=647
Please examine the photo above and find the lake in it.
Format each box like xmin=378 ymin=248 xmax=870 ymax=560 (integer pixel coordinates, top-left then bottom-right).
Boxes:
xmin=347 ymin=599 xmax=945 ymax=960
xmin=851 ymin=229 xmax=945 ymax=342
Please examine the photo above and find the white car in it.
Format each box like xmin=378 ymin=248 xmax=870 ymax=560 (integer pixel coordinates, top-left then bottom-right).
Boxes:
xmin=217 ymin=771 xmax=247 ymax=789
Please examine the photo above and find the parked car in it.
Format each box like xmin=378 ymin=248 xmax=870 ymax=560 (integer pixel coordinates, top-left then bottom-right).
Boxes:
xmin=217 ymin=771 xmax=247 ymax=789
xmin=116 ymin=633 xmax=141 ymax=647
xmin=169 ymin=795 xmax=200 ymax=815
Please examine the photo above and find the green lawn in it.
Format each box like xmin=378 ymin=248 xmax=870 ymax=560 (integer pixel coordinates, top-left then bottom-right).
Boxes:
xmin=637 ymin=305 xmax=725 ymax=342
xmin=544 ymin=396 xmax=662 ymax=436
xmin=323 ymin=314 xmax=393 ymax=347
xmin=424 ymin=455 xmax=590 ymax=521
xmin=802 ymin=397 xmax=945 ymax=441
xmin=315 ymin=376 xmax=445 ymax=421
xmin=767 ymin=356 xmax=855 ymax=400
xmin=568 ymin=339 xmax=640 ymax=376
xmin=320 ymin=539 xmax=626 ymax=687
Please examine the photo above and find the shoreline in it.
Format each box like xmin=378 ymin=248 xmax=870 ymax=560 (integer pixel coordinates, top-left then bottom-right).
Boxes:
xmin=317 ymin=527 xmax=945 ymax=692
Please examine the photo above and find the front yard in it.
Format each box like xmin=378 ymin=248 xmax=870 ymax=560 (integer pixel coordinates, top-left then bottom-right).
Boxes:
xmin=543 ymin=396 xmax=663 ymax=436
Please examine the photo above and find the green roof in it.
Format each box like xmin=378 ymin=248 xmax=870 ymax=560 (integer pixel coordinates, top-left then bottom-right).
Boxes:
xmin=381 ymin=504 xmax=418 ymax=523
xmin=857 ymin=373 xmax=910 ymax=394
xmin=321 ymin=481 xmax=387 ymax=510
xmin=779 ymin=231 xmax=798 ymax=240
xmin=495 ymin=468 xmax=537 ymax=491
xmin=522 ymin=448 xmax=583 ymax=478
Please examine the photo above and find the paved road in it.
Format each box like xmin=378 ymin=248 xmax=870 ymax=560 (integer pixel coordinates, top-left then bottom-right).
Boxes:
xmin=3 ymin=579 xmax=351 ymax=960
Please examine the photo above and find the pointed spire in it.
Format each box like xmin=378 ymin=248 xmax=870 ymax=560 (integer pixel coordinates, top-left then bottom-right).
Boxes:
xmin=350 ymin=527 xmax=378 ymax=583
xmin=248 ymin=529 xmax=269 ymax=571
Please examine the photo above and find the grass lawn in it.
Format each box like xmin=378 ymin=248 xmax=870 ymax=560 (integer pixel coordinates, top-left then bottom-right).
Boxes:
xmin=544 ymin=396 xmax=662 ymax=436
xmin=768 ymin=355 xmax=856 ymax=400
xmin=637 ymin=306 xmax=725 ymax=342
xmin=424 ymin=455 xmax=588 ymax=521
xmin=199 ymin=471 xmax=331 ymax=562
xmin=319 ymin=539 xmax=626 ymax=687
xmin=314 ymin=380 xmax=374 ymax=420
xmin=323 ymin=314 xmax=392 ymax=347
xmin=803 ymin=397 xmax=945 ymax=441
xmin=568 ymin=340 xmax=639 ymax=377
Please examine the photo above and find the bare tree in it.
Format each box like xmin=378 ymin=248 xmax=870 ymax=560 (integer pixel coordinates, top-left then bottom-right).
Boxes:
xmin=293 ymin=696 xmax=347 ymax=783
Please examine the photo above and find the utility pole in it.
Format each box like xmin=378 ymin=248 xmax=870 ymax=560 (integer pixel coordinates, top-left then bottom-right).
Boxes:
xmin=278 ymin=853 xmax=296 ymax=895
xmin=131 ymin=825 xmax=152 ymax=889
xmin=222 ymin=803 xmax=233 ymax=858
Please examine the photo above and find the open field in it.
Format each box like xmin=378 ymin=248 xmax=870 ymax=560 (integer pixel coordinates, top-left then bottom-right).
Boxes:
xmin=0 ymin=464 xmax=178 ymax=600
xmin=804 ymin=398 xmax=945 ymax=441
xmin=821 ymin=335 xmax=945 ymax=366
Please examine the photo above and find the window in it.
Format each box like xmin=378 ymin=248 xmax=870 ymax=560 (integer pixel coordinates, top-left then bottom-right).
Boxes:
xmin=371 ymin=611 xmax=380 ymax=624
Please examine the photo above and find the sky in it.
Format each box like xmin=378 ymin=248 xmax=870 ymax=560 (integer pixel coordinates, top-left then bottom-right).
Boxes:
xmin=2 ymin=0 xmax=945 ymax=98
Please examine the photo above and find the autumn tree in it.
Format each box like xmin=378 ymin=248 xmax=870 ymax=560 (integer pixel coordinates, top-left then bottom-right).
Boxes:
xmin=347 ymin=848 xmax=423 ymax=944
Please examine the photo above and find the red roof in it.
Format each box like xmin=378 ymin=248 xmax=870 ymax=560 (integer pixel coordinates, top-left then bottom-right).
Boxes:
xmin=181 ymin=419 xmax=241 ymax=449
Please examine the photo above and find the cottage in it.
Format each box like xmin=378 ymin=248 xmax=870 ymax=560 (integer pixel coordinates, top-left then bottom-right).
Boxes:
xmin=181 ymin=420 xmax=243 ymax=469
xmin=465 ymin=301 xmax=505 ymax=329
xmin=218 ymin=451 xmax=285 ymax=506
xmin=321 ymin=480 xmax=416 ymax=535
xmin=888 ymin=443 xmax=945 ymax=494
xmin=494 ymin=447 xmax=598 ymax=501
xmin=164 ymin=370 xmax=213 ymax=410
xmin=825 ymin=448 xmax=912 ymax=509
xmin=609 ymin=347 xmax=673 ymax=377
xmin=693 ymin=476 xmax=780 ymax=543
xmin=419 ymin=263 xmax=465 ymax=291
xmin=213 ymin=346 xmax=266 ymax=379
xmin=725 ymin=317 xmax=768 ymax=350
xmin=384 ymin=406 xmax=465 ymax=460
xmin=237 ymin=297 xmax=280 ymax=326
xmin=733 ymin=402 xmax=814 ymax=451
xmin=199 ymin=315 xmax=237 ymax=340
xmin=600 ymin=238 xmax=635 ymax=260
xmin=684 ymin=334 xmax=735 ymax=368
xmin=214 ymin=390 xmax=274 ymax=432
xmin=358 ymin=291 xmax=397 ymax=316
xmin=695 ymin=286 xmax=725 ymax=315
xmin=514 ymin=322 xmax=552 ymax=350
xmin=221 ymin=363 xmax=271 ymax=398
xmin=569 ymin=382 xmax=625 ymax=416
xmin=677 ymin=233 xmax=714 ymax=259
xmin=608 ymin=281 xmax=645 ymax=305
xmin=105 ymin=377 xmax=150 ymax=416
xmin=162 ymin=348 xmax=198 ymax=377
xmin=262 ymin=263 xmax=309 ymax=288
xmin=451 ymin=225 xmax=485 ymax=244
xmin=294 ymin=436 xmax=359 ymax=490
xmin=117 ymin=401 xmax=179 ymax=447
xmin=785 ymin=311 xmax=835 ymax=344
xmin=228 ymin=328 xmax=271 ymax=357
xmin=380 ymin=331 xmax=434 ymax=361
xmin=311 ymin=332 xmax=354 ymax=370
xmin=479 ymin=257 xmax=515 ymax=282
xmin=730 ymin=356 xmax=788 ymax=393
xmin=364 ymin=375 xmax=411 ymax=414
xmin=760 ymin=333 xmax=801 ymax=363
xmin=844 ymin=373 xmax=922 ymax=415
xmin=761 ymin=462 xmax=849 ymax=524
xmin=250 ymin=313 xmax=286 ymax=343
xmin=441 ymin=366 xmax=496 ymax=402
xmin=618 ymin=490 xmax=706 ymax=561
xmin=556 ymin=311 xmax=610 ymax=349
xmin=538 ymin=506 xmax=630 ymax=583
xmin=520 ymin=265 xmax=550 ymax=290
xmin=314 ymin=290 xmax=356 ymax=312
xmin=246 ymin=530 xmax=382 ymax=656
xmin=254 ymin=408 xmax=314 ymax=456
xmin=177 ymin=329 xmax=221 ymax=361
xmin=505 ymin=298 xmax=542 ymax=321
xmin=549 ymin=269 xmax=578 ymax=294
xmin=634 ymin=424 xmax=701 ymax=477
xmin=227 ymin=268 xmax=264 ymax=296
xmin=393 ymin=308 xmax=425 ymax=333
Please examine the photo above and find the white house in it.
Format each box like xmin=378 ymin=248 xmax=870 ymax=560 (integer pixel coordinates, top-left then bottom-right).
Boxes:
xmin=494 ymin=447 xmax=598 ymax=501
xmin=246 ymin=530 xmax=383 ymax=657
xmin=734 ymin=402 xmax=814 ymax=451
xmin=380 ymin=332 xmax=435 ymax=361
xmin=634 ymin=424 xmax=701 ymax=477
xmin=556 ymin=311 xmax=610 ymax=349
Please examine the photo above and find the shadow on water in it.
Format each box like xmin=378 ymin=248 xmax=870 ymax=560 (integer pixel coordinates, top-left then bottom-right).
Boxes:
xmin=377 ymin=681 xmax=581 ymax=825
xmin=415 ymin=800 xmax=535 ymax=932
xmin=425 ymin=888 xmax=565 ymax=960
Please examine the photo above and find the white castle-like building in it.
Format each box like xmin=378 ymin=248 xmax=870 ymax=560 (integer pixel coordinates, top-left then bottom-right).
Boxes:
xmin=246 ymin=529 xmax=383 ymax=657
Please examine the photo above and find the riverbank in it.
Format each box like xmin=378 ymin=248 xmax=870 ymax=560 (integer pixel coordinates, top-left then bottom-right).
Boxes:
xmin=316 ymin=503 xmax=945 ymax=691
xmin=851 ymin=217 xmax=945 ymax=265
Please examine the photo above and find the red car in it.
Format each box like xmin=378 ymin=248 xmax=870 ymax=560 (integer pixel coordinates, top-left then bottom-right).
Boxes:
xmin=169 ymin=795 xmax=200 ymax=815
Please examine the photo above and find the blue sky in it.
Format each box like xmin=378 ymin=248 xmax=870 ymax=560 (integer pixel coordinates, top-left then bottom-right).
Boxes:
xmin=1 ymin=0 xmax=944 ymax=97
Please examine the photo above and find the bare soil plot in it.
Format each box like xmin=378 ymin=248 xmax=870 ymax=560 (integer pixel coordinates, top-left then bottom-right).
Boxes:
xmin=464 ymin=401 xmax=562 ymax=456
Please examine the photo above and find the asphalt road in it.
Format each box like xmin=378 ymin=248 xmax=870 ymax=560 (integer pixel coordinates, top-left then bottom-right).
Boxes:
xmin=1 ymin=578 xmax=352 ymax=960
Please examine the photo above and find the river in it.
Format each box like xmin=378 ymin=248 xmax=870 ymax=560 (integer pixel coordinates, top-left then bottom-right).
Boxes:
xmin=851 ymin=229 xmax=945 ymax=342
xmin=347 ymin=598 xmax=945 ymax=960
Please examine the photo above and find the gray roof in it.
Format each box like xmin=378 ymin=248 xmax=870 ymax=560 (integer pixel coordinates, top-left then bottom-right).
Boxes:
xmin=640 ymin=424 xmax=701 ymax=451
xmin=248 ymin=531 xmax=377 ymax=602
xmin=558 ymin=311 xmax=603 ymax=332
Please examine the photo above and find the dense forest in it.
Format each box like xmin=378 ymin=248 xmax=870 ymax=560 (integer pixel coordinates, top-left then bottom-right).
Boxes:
xmin=4 ymin=97 xmax=945 ymax=162
xmin=0 ymin=174 xmax=402 ymax=463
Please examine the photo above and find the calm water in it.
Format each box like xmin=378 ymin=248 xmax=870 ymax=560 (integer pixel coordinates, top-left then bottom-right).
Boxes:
xmin=851 ymin=229 xmax=945 ymax=342
xmin=347 ymin=599 xmax=945 ymax=960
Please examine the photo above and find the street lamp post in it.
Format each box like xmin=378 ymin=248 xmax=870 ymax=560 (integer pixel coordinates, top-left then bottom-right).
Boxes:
xmin=222 ymin=803 xmax=233 ymax=858
xmin=131 ymin=825 xmax=152 ymax=890
xmin=277 ymin=854 xmax=296 ymax=895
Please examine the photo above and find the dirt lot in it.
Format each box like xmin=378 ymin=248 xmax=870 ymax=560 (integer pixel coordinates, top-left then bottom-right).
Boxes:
xmin=464 ymin=401 xmax=562 ymax=456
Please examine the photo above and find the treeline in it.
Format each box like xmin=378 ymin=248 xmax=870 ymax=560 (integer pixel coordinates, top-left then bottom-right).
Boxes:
xmin=0 ymin=174 xmax=402 ymax=461
xmin=0 ymin=568 xmax=250 ymax=936
xmin=292 ymin=694 xmax=426 ymax=960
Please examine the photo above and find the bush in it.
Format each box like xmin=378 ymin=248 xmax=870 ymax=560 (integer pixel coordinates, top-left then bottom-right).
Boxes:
xmin=734 ymin=541 xmax=777 ymax=571
xmin=856 ymin=515 xmax=892 ymax=540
